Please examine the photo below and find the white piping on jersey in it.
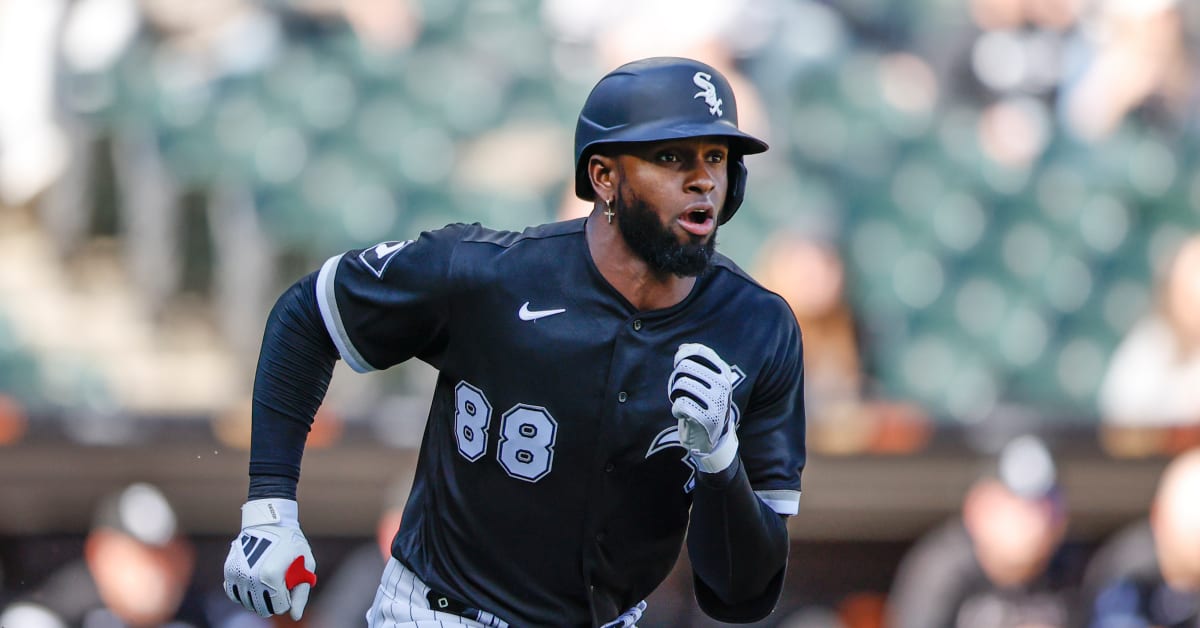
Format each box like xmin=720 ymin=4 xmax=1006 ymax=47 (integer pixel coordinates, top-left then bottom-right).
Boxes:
xmin=755 ymin=489 xmax=801 ymax=516
xmin=316 ymin=254 xmax=376 ymax=373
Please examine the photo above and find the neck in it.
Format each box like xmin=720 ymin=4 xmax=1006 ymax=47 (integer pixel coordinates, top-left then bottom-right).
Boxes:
xmin=585 ymin=207 xmax=696 ymax=311
xmin=973 ymin=546 xmax=1043 ymax=589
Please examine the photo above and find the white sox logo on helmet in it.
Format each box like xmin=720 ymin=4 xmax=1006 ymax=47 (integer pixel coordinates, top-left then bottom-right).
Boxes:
xmin=692 ymin=72 xmax=723 ymax=117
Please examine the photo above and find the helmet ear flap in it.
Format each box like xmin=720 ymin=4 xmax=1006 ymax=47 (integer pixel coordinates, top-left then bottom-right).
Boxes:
xmin=575 ymin=153 xmax=596 ymax=202
xmin=719 ymin=158 xmax=748 ymax=225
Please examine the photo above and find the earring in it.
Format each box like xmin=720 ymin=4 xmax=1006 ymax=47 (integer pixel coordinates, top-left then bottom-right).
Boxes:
xmin=603 ymin=198 xmax=615 ymax=224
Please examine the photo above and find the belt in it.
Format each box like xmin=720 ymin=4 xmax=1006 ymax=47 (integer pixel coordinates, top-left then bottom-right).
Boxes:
xmin=425 ymin=589 xmax=509 ymax=628
xmin=426 ymin=588 xmax=642 ymax=627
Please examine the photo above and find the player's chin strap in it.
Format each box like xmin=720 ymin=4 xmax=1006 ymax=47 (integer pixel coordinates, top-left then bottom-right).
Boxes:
xmin=601 ymin=600 xmax=647 ymax=628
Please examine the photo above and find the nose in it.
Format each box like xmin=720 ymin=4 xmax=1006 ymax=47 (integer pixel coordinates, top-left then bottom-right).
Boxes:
xmin=684 ymin=158 xmax=717 ymax=196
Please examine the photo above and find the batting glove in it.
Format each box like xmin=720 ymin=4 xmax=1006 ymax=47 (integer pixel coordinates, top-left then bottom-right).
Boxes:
xmin=223 ymin=498 xmax=317 ymax=620
xmin=669 ymin=343 xmax=739 ymax=474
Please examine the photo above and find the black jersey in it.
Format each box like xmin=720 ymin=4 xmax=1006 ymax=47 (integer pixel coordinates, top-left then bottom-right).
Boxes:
xmin=314 ymin=218 xmax=806 ymax=626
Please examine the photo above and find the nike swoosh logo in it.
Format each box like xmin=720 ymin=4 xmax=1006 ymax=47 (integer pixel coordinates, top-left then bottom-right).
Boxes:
xmin=519 ymin=302 xmax=566 ymax=321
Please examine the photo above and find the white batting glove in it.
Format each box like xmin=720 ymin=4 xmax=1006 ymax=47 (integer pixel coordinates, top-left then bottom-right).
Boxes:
xmin=223 ymin=499 xmax=317 ymax=620
xmin=669 ymin=343 xmax=739 ymax=474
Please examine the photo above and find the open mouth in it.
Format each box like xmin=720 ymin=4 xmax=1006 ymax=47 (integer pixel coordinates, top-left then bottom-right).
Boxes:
xmin=684 ymin=209 xmax=710 ymax=224
xmin=678 ymin=206 xmax=715 ymax=236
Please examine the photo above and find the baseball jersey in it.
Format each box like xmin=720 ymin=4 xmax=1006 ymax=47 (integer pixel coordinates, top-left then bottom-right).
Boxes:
xmin=314 ymin=218 xmax=806 ymax=626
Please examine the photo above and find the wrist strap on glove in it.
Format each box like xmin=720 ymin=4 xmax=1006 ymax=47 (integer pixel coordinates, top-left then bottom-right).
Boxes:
xmin=242 ymin=498 xmax=300 ymax=529
xmin=690 ymin=428 xmax=739 ymax=474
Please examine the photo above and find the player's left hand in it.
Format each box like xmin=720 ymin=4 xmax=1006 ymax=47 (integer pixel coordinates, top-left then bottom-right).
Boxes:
xmin=669 ymin=343 xmax=738 ymax=473
xmin=223 ymin=499 xmax=317 ymax=621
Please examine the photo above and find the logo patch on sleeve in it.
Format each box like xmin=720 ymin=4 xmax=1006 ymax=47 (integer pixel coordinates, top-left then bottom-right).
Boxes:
xmin=359 ymin=239 xmax=414 ymax=278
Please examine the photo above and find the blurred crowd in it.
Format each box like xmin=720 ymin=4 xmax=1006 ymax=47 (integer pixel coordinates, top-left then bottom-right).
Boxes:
xmin=1 ymin=0 xmax=1200 ymax=626
xmin=1 ymin=442 xmax=1197 ymax=627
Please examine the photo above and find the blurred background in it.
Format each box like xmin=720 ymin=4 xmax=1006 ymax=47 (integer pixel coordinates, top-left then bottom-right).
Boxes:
xmin=0 ymin=0 xmax=1198 ymax=626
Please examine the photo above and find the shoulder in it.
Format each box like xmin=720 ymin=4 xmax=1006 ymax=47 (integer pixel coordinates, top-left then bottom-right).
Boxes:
xmin=1111 ymin=315 xmax=1175 ymax=354
xmin=1084 ymin=518 xmax=1157 ymax=586
xmin=448 ymin=219 xmax=586 ymax=279
xmin=900 ymin=519 xmax=979 ymax=578
xmin=705 ymin=254 xmax=798 ymax=330
xmin=1104 ymin=315 xmax=1180 ymax=379
xmin=385 ymin=219 xmax=583 ymax=264
xmin=458 ymin=218 xmax=586 ymax=249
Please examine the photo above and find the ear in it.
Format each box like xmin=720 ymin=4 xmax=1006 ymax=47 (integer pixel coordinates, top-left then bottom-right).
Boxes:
xmin=587 ymin=154 xmax=617 ymax=201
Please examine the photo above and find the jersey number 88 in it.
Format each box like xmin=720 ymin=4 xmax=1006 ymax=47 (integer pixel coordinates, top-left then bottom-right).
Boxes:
xmin=454 ymin=381 xmax=558 ymax=482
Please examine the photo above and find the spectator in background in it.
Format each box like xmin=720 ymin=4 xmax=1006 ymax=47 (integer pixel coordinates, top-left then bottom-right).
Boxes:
xmin=1079 ymin=447 xmax=1200 ymax=627
xmin=0 ymin=482 xmax=205 ymax=627
xmin=887 ymin=436 xmax=1076 ymax=628
xmin=754 ymin=231 xmax=930 ymax=455
xmin=965 ymin=0 xmax=1085 ymax=168
xmin=754 ymin=232 xmax=862 ymax=421
xmin=0 ymin=0 xmax=70 ymax=209
xmin=1059 ymin=0 xmax=1196 ymax=142
xmin=1099 ymin=235 xmax=1200 ymax=451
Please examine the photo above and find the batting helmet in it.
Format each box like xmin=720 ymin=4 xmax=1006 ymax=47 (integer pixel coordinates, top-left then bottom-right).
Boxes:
xmin=574 ymin=57 xmax=768 ymax=224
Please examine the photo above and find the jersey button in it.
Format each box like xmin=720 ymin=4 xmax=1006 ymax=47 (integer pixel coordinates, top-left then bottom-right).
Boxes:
xmin=605 ymin=461 xmax=615 ymax=472
xmin=632 ymin=319 xmax=642 ymax=331
xmin=617 ymin=391 xmax=628 ymax=403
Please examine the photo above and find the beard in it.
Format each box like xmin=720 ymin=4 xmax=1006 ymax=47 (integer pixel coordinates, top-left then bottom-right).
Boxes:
xmin=615 ymin=187 xmax=717 ymax=278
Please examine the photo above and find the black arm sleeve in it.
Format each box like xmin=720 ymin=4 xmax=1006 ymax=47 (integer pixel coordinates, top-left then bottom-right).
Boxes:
xmin=687 ymin=456 xmax=790 ymax=623
xmin=246 ymin=272 xmax=338 ymax=501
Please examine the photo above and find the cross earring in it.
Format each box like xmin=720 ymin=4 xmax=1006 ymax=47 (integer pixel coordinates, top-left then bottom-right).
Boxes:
xmin=603 ymin=198 xmax=615 ymax=224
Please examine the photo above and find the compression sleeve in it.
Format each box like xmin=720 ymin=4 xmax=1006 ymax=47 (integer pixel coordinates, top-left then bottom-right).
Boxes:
xmin=687 ymin=456 xmax=790 ymax=623
xmin=246 ymin=272 xmax=338 ymax=501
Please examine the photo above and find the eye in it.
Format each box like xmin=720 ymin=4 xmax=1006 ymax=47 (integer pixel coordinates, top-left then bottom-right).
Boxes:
xmin=706 ymin=151 xmax=726 ymax=163
xmin=656 ymin=151 xmax=681 ymax=163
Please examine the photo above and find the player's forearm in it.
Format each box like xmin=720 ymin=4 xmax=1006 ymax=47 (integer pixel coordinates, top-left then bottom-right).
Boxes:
xmin=247 ymin=272 xmax=338 ymax=501
xmin=688 ymin=456 xmax=789 ymax=604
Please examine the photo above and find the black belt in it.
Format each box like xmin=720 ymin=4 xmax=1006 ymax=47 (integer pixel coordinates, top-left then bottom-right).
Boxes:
xmin=427 ymin=586 xmax=636 ymax=627
xmin=426 ymin=589 xmax=488 ymax=622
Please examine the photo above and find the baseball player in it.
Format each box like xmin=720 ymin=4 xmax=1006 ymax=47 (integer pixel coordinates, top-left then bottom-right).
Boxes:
xmin=223 ymin=57 xmax=806 ymax=627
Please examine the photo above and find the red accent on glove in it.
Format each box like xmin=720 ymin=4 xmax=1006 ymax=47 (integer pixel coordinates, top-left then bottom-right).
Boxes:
xmin=285 ymin=556 xmax=317 ymax=589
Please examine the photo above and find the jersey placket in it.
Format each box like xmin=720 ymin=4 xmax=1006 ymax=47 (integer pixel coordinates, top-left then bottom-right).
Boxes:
xmin=580 ymin=309 xmax=664 ymax=622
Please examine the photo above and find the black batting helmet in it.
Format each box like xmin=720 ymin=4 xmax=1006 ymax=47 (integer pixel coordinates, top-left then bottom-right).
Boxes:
xmin=574 ymin=57 xmax=768 ymax=224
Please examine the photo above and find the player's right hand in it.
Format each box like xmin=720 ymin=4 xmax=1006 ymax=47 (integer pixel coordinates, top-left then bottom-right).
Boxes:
xmin=669 ymin=343 xmax=739 ymax=473
xmin=223 ymin=498 xmax=317 ymax=621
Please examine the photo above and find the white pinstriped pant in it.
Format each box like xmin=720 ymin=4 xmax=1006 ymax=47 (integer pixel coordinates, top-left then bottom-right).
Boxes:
xmin=366 ymin=558 xmax=508 ymax=627
xmin=365 ymin=558 xmax=646 ymax=627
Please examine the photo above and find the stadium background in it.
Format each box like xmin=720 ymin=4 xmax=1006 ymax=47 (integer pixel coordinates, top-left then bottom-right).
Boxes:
xmin=0 ymin=0 xmax=1196 ymax=626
